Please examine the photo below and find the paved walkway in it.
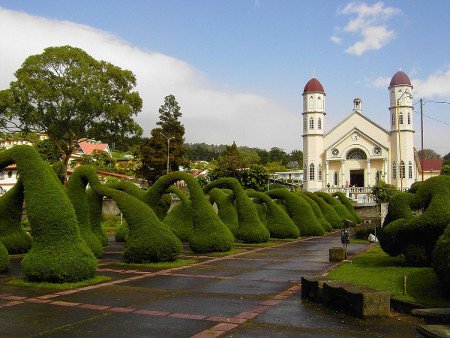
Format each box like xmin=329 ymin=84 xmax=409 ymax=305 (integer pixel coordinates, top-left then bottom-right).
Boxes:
xmin=0 ymin=233 xmax=422 ymax=337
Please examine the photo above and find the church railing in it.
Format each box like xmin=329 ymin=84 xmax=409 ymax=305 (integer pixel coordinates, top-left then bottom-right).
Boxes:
xmin=321 ymin=186 xmax=375 ymax=205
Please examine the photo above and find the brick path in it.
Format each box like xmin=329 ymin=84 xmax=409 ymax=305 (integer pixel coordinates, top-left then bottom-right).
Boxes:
xmin=0 ymin=233 xmax=421 ymax=337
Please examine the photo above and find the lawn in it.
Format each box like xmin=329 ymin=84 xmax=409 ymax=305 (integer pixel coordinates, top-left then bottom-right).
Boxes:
xmin=327 ymin=245 xmax=450 ymax=308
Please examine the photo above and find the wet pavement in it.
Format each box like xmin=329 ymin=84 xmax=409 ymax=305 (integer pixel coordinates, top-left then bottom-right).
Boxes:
xmin=0 ymin=233 xmax=423 ymax=337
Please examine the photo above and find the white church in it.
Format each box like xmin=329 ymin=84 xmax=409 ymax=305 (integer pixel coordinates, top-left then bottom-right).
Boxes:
xmin=302 ymin=70 xmax=418 ymax=193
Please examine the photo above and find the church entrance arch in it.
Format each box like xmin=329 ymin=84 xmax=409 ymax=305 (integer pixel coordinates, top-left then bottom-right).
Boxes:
xmin=350 ymin=170 xmax=364 ymax=187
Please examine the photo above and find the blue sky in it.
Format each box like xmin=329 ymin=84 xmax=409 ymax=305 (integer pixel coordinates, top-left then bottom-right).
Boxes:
xmin=1 ymin=1 xmax=449 ymax=155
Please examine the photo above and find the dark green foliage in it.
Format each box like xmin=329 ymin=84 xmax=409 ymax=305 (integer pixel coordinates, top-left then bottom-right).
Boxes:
xmin=303 ymin=191 xmax=343 ymax=229
xmin=163 ymin=187 xmax=193 ymax=242
xmin=297 ymin=192 xmax=332 ymax=232
xmin=67 ymin=166 xmax=104 ymax=258
xmin=207 ymin=188 xmax=238 ymax=236
xmin=239 ymin=165 xmax=269 ymax=192
xmin=1 ymin=146 xmax=97 ymax=283
xmin=253 ymin=201 xmax=268 ymax=227
xmin=372 ymin=180 xmax=398 ymax=204
xmin=0 ymin=241 xmax=9 ymax=272
xmin=204 ymin=178 xmax=270 ymax=243
xmin=332 ymin=192 xmax=363 ymax=224
xmin=314 ymin=191 xmax=356 ymax=224
xmin=267 ymin=189 xmax=324 ymax=236
xmin=0 ymin=179 xmax=32 ymax=253
xmin=87 ymin=189 xmax=108 ymax=246
xmin=379 ymin=175 xmax=450 ymax=269
xmin=115 ymin=223 xmax=129 ymax=243
xmin=441 ymin=165 xmax=450 ymax=175
xmin=433 ymin=223 xmax=450 ymax=284
xmin=248 ymin=189 xmax=299 ymax=239
xmin=151 ymin=172 xmax=234 ymax=253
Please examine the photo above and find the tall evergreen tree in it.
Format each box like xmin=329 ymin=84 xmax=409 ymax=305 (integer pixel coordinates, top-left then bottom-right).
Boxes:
xmin=138 ymin=95 xmax=188 ymax=183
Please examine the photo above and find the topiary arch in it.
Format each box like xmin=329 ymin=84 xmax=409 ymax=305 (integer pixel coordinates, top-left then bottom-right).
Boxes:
xmin=296 ymin=192 xmax=332 ymax=232
xmin=303 ymin=191 xmax=343 ymax=229
xmin=163 ymin=186 xmax=194 ymax=242
xmin=207 ymin=188 xmax=238 ymax=237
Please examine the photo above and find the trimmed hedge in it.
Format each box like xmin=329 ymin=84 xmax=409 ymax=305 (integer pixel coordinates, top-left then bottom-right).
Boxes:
xmin=86 ymin=189 xmax=108 ymax=246
xmin=0 ymin=178 xmax=32 ymax=253
xmin=151 ymin=172 xmax=234 ymax=253
xmin=204 ymin=178 xmax=270 ymax=243
xmin=247 ymin=189 xmax=299 ymax=239
xmin=314 ymin=191 xmax=357 ymax=225
xmin=1 ymin=146 xmax=97 ymax=283
xmin=67 ymin=166 xmax=104 ymax=258
xmin=303 ymin=191 xmax=343 ymax=229
xmin=379 ymin=175 xmax=450 ymax=269
xmin=296 ymin=192 xmax=332 ymax=232
xmin=332 ymin=191 xmax=363 ymax=224
xmin=163 ymin=186 xmax=193 ymax=242
xmin=207 ymin=188 xmax=238 ymax=236
xmin=433 ymin=223 xmax=450 ymax=285
xmin=0 ymin=241 xmax=9 ymax=273
xmin=267 ymin=189 xmax=324 ymax=236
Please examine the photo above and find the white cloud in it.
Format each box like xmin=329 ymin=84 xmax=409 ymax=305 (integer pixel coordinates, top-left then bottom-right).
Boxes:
xmin=368 ymin=76 xmax=390 ymax=89
xmin=330 ymin=35 xmax=342 ymax=44
xmin=0 ymin=8 xmax=300 ymax=151
xmin=334 ymin=1 xmax=400 ymax=55
xmin=413 ymin=67 xmax=450 ymax=99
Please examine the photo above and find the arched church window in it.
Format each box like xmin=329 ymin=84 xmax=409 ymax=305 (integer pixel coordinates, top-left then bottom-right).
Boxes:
xmin=399 ymin=112 xmax=404 ymax=124
xmin=317 ymin=97 xmax=322 ymax=109
xmin=0 ymin=171 xmax=4 ymax=180
xmin=407 ymin=112 xmax=411 ymax=125
xmin=7 ymin=171 xmax=12 ymax=178
xmin=318 ymin=118 xmax=322 ymax=130
xmin=346 ymin=148 xmax=367 ymax=160
xmin=408 ymin=161 xmax=413 ymax=179
xmin=399 ymin=161 xmax=405 ymax=179
xmin=333 ymin=171 xmax=338 ymax=186
xmin=392 ymin=161 xmax=396 ymax=179
xmin=391 ymin=112 xmax=396 ymax=128
xmin=309 ymin=163 xmax=315 ymax=181
xmin=304 ymin=118 xmax=307 ymax=132
xmin=309 ymin=117 xmax=314 ymax=130
xmin=318 ymin=164 xmax=322 ymax=181
xmin=303 ymin=164 xmax=307 ymax=181
xmin=309 ymin=96 xmax=314 ymax=110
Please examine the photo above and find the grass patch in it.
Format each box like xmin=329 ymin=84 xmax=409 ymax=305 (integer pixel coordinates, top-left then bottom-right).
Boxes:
xmin=328 ymin=245 xmax=450 ymax=307
xmin=349 ymin=239 xmax=370 ymax=244
xmin=7 ymin=275 xmax=111 ymax=290
xmin=117 ymin=258 xmax=197 ymax=269
xmin=207 ymin=248 xmax=246 ymax=256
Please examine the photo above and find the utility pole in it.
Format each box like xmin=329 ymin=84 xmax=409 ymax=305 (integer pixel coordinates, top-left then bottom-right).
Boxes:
xmin=159 ymin=131 xmax=174 ymax=175
xmin=420 ymin=98 xmax=424 ymax=181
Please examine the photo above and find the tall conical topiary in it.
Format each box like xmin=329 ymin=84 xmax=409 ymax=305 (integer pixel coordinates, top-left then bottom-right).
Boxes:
xmin=204 ymin=178 xmax=270 ymax=243
xmin=0 ymin=241 xmax=9 ymax=273
xmin=267 ymin=189 xmax=324 ymax=236
xmin=1 ymin=146 xmax=97 ymax=283
xmin=163 ymin=186 xmax=193 ymax=242
xmin=303 ymin=191 xmax=343 ymax=229
xmin=332 ymin=191 xmax=363 ymax=224
xmin=296 ymin=192 xmax=332 ymax=232
xmin=0 ymin=178 xmax=32 ymax=253
xmin=314 ymin=191 xmax=357 ymax=224
xmin=247 ymin=189 xmax=299 ymax=239
xmin=207 ymin=188 xmax=238 ymax=236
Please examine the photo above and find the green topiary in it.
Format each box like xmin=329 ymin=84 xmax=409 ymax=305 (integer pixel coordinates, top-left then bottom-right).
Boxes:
xmin=207 ymin=188 xmax=238 ymax=236
xmin=0 ymin=178 xmax=32 ymax=253
xmin=150 ymin=172 xmax=234 ymax=253
xmin=115 ymin=222 xmax=129 ymax=242
xmin=332 ymin=191 xmax=363 ymax=224
xmin=314 ymin=191 xmax=357 ymax=225
xmin=163 ymin=187 xmax=193 ymax=242
xmin=67 ymin=166 xmax=104 ymax=258
xmin=204 ymin=178 xmax=270 ymax=243
xmin=253 ymin=200 xmax=268 ymax=227
xmin=296 ymin=192 xmax=332 ymax=232
xmin=1 ymin=146 xmax=97 ymax=283
xmin=433 ymin=223 xmax=450 ymax=285
xmin=86 ymin=189 xmax=108 ymax=246
xmin=247 ymin=189 xmax=299 ymax=239
xmin=0 ymin=241 xmax=9 ymax=273
xmin=267 ymin=189 xmax=324 ymax=236
xmin=303 ymin=191 xmax=343 ymax=229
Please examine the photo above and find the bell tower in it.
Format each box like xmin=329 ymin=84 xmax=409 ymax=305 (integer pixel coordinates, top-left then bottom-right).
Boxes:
xmin=302 ymin=77 xmax=325 ymax=191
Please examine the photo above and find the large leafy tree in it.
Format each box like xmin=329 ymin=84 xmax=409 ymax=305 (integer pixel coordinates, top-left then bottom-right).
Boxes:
xmin=418 ymin=149 xmax=441 ymax=159
xmin=0 ymin=45 xmax=143 ymax=173
xmin=138 ymin=95 xmax=188 ymax=183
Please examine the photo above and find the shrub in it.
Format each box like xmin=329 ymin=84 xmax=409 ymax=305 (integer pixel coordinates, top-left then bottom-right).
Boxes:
xmin=372 ymin=180 xmax=399 ymax=204
xmin=151 ymin=172 xmax=234 ymax=253
xmin=163 ymin=187 xmax=193 ymax=242
xmin=87 ymin=189 xmax=108 ymax=246
xmin=0 ymin=179 xmax=32 ymax=253
xmin=115 ymin=222 xmax=129 ymax=242
xmin=67 ymin=166 xmax=104 ymax=258
xmin=247 ymin=189 xmax=299 ymax=239
xmin=207 ymin=188 xmax=238 ymax=236
xmin=303 ymin=191 xmax=343 ymax=229
xmin=267 ymin=189 xmax=324 ymax=236
xmin=314 ymin=191 xmax=357 ymax=224
xmin=204 ymin=178 xmax=270 ymax=243
xmin=332 ymin=191 xmax=363 ymax=224
xmin=0 ymin=241 xmax=9 ymax=273
xmin=296 ymin=192 xmax=332 ymax=232
xmin=1 ymin=146 xmax=97 ymax=283
xmin=433 ymin=223 xmax=450 ymax=285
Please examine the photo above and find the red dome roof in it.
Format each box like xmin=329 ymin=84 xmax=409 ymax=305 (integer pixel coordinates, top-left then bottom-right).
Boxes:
xmin=303 ymin=78 xmax=325 ymax=94
xmin=389 ymin=71 xmax=411 ymax=87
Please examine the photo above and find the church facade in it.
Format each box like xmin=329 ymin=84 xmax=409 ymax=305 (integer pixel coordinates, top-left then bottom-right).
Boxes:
xmin=302 ymin=71 xmax=418 ymax=192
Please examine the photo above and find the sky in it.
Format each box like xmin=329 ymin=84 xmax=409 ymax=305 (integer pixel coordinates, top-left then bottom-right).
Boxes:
xmin=0 ymin=1 xmax=449 ymax=155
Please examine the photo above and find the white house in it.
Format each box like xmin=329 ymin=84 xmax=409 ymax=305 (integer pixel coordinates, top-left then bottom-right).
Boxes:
xmin=302 ymin=70 xmax=419 ymax=194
